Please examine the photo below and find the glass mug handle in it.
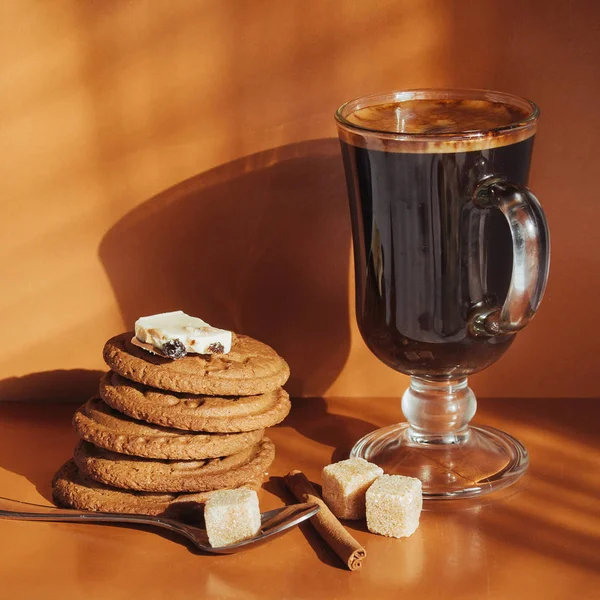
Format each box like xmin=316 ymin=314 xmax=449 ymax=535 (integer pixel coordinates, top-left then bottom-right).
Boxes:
xmin=470 ymin=178 xmax=551 ymax=336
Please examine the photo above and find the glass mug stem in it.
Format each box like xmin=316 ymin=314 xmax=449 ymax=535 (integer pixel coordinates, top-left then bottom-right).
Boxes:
xmin=401 ymin=377 xmax=476 ymax=444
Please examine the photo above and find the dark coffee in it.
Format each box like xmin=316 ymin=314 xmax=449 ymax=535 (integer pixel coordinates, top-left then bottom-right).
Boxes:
xmin=344 ymin=98 xmax=531 ymax=135
xmin=339 ymin=99 xmax=535 ymax=377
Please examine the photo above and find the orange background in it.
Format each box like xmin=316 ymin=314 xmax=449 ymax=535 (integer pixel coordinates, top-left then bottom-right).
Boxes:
xmin=1 ymin=0 xmax=598 ymax=401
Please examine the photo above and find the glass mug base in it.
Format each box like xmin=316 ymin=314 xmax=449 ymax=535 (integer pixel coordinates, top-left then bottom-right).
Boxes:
xmin=350 ymin=422 xmax=528 ymax=499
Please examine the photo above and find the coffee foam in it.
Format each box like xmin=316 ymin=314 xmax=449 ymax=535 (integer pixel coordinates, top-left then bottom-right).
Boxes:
xmin=337 ymin=98 xmax=536 ymax=153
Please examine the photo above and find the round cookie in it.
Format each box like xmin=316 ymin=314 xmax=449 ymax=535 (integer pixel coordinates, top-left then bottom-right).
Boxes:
xmin=52 ymin=460 xmax=263 ymax=518
xmin=73 ymin=397 xmax=265 ymax=460
xmin=100 ymin=371 xmax=291 ymax=432
xmin=74 ymin=438 xmax=275 ymax=493
xmin=103 ymin=332 xmax=290 ymax=396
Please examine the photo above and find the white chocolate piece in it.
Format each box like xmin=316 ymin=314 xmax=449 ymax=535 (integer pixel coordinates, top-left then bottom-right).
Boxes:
xmin=366 ymin=474 xmax=422 ymax=538
xmin=204 ymin=489 xmax=261 ymax=548
xmin=322 ymin=457 xmax=384 ymax=520
xmin=134 ymin=311 xmax=232 ymax=356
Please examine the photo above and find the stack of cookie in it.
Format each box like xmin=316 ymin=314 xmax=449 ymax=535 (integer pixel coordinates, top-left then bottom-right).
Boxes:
xmin=52 ymin=331 xmax=291 ymax=519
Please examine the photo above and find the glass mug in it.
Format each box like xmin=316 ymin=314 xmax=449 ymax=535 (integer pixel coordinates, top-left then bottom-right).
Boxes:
xmin=335 ymin=89 xmax=550 ymax=498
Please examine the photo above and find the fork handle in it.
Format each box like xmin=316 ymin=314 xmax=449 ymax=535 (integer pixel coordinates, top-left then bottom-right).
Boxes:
xmin=0 ymin=496 xmax=181 ymax=533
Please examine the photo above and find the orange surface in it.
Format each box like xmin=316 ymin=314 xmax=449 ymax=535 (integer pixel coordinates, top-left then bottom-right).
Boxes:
xmin=0 ymin=397 xmax=598 ymax=599
xmin=0 ymin=0 xmax=599 ymax=399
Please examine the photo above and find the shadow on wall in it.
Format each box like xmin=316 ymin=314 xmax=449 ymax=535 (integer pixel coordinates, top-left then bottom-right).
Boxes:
xmin=0 ymin=369 xmax=105 ymax=402
xmin=0 ymin=370 xmax=104 ymax=501
xmin=99 ymin=139 xmax=351 ymax=397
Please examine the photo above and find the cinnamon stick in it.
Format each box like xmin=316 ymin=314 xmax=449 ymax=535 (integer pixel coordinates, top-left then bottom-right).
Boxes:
xmin=283 ymin=470 xmax=366 ymax=571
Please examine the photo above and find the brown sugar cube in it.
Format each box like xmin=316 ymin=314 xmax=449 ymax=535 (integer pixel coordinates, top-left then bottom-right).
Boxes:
xmin=322 ymin=457 xmax=384 ymax=520
xmin=204 ymin=489 xmax=261 ymax=547
xmin=365 ymin=474 xmax=422 ymax=538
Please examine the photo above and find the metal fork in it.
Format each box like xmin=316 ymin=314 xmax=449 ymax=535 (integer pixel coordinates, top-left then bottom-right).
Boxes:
xmin=0 ymin=496 xmax=319 ymax=554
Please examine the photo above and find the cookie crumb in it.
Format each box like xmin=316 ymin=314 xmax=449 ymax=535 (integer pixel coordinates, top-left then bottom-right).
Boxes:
xmin=207 ymin=342 xmax=225 ymax=354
